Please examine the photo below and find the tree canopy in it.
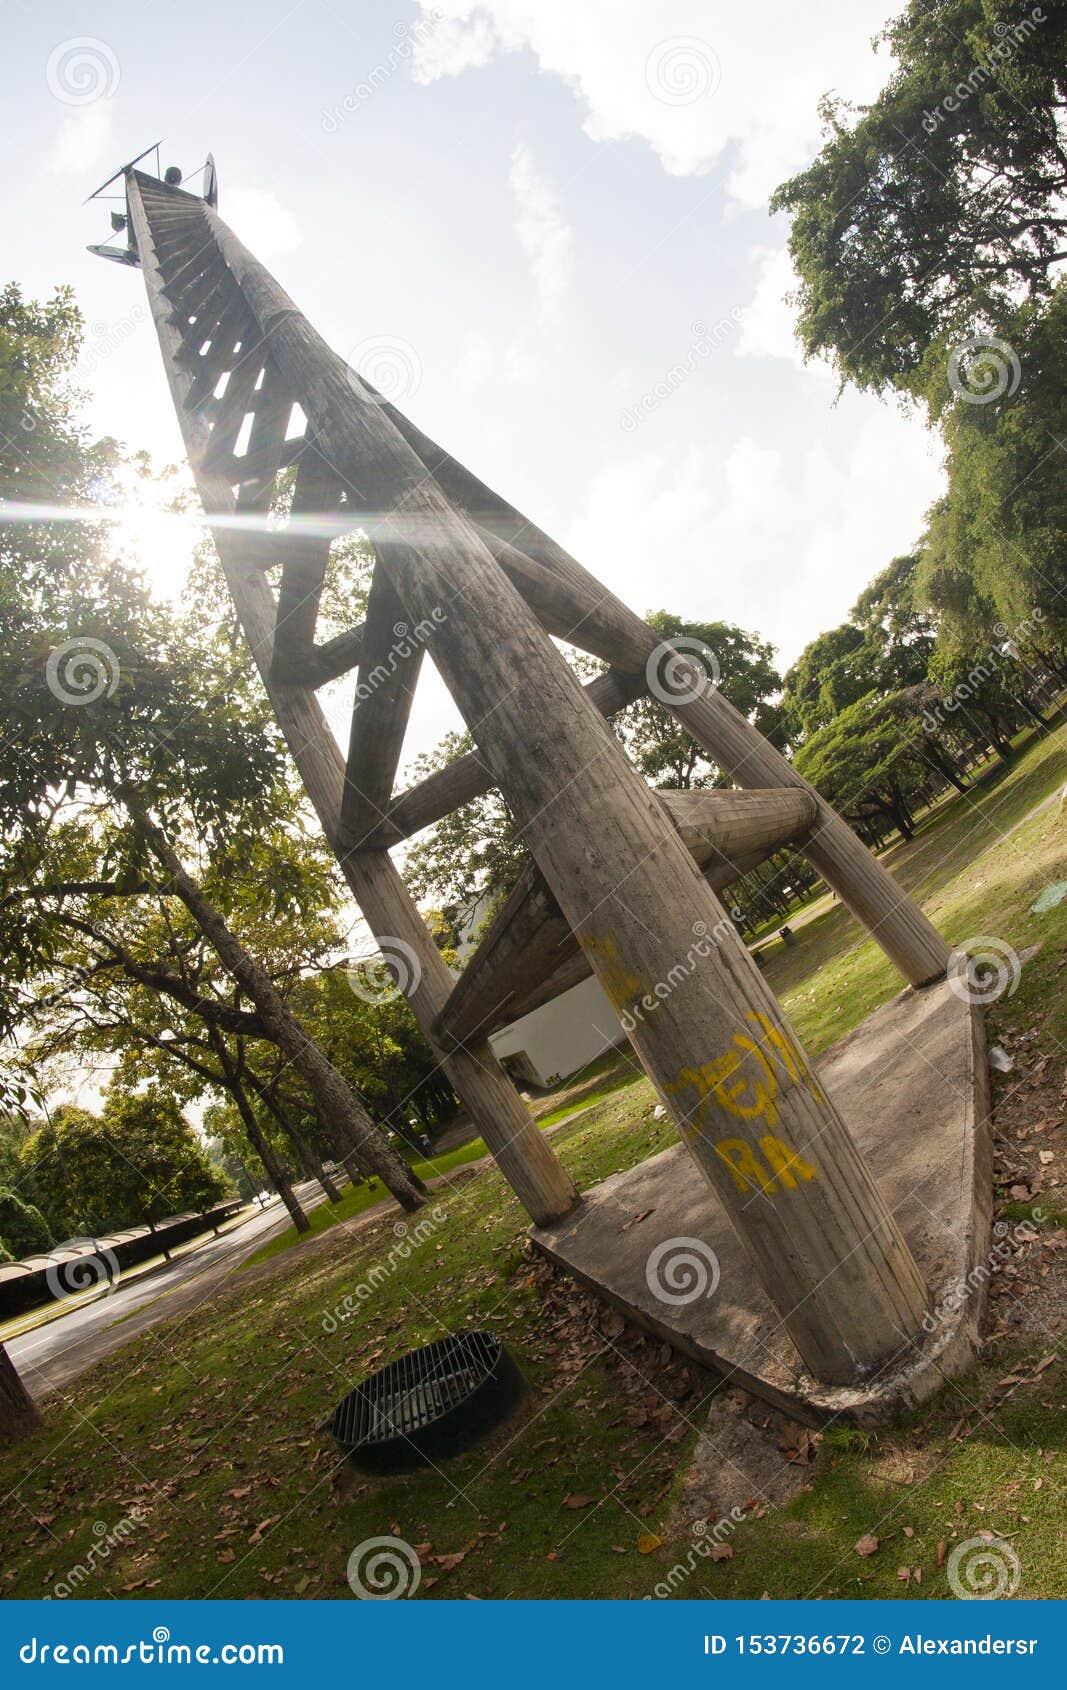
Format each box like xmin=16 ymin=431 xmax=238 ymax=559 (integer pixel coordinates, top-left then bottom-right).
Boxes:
xmin=772 ymin=0 xmax=1067 ymax=399
xmin=19 ymin=1092 xmax=226 ymax=1243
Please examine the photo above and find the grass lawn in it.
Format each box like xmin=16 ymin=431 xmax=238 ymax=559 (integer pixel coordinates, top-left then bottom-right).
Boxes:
xmin=245 ymin=1052 xmax=642 ymax=1267
xmin=1 ymin=722 xmax=1064 ymax=1601
xmin=527 ymin=1048 xmax=640 ymax=1125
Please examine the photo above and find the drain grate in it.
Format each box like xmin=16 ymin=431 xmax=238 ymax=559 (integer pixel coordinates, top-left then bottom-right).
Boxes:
xmin=326 ymin=1331 xmax=527 ymax=1474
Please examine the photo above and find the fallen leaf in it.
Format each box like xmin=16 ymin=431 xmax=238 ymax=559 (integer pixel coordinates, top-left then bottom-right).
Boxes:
xmin=854 ymin=1534 xmax=879 ymax=1558
xmin=563 ymin=1493 xmax=594 ymax=1510
xmin=636 ymin=1533 xmax=663 ymax=1555
xmin=709 ymin=1543 xmax=733 ymax=1562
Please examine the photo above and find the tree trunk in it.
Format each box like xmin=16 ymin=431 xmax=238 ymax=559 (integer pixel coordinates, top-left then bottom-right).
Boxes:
xmin=888 ymin=797 xmax=915 ymax=841
xmin=124 ymin=797 xmax=427 ymax=1212
xmin=208 ymin=1035 xmax=310 ymax=1234
xmin=925 ymin=738 xmax=969 ymax=793
xmin=248 ymin=1073 xmax=343 ymax=1203
xmin=1014 ymin=692 xmax=1048 ymax=729
xmin=0 ymin=1343 xmax=41 ymax=1443
xmin=235 ymin=1081 xmax=310 ymax=1233
xmin=1035 ymin=645 xmax=1067 ymax=685
xmin=311 ymin=1100 xmax=370 ymax=1186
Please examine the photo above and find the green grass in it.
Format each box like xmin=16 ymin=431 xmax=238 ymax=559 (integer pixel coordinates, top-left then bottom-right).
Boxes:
xmin=243 ymin=1117 xmax=594 ymax=1268
xmin=245 ymin=1052 xmax=642 ymax=1266
xmin=532 ymin=1070 xmax=637 ymax=1129
xmin=760 ymin=721 xmax=1067 ymax=1055
xmin=2 ymin=721 xmax=1064 ymax=1601
xmin=241 ymin=1180 xmax=389 ymax=1265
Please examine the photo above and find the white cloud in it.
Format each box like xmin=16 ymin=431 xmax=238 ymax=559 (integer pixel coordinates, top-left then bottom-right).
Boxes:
xmin=453 ymin=328 xmax=495 ymax=390
xmin=566 ymin=409 xmax=945 ymax=666
xmin=51 ymin=102 xmax=114 ymax=175
xmin=221 ymin=186 xmax=303 ymax=258
xmin=412 ymin=1 xmax=896 ymax=205
xmin=411 ymin=10 xmax=500 ymax=81
xmin=509 ymin=143 xmax=573 ymax=316
xmin=736 ymin=246 xmax=833 ymax=379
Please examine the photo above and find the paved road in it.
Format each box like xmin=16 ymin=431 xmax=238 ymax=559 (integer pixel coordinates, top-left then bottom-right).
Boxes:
xmin=7 ymin=1096 xmax=609 ymax=1402
xmin=7 ymin=1179 xmax=331 ymax=1401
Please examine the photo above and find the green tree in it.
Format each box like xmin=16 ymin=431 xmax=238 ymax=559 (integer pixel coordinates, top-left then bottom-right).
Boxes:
xmin=0 ymin=287 xmax=426 ymax=1221
xmin=20 ymin=1091 xmax=224 ymax=1238
xmin=771 ymin=0 xmax=1067 ymax=398
xmin=851 ymin=555 xmax=938 ymax=689
xmin=0 ymin=1188 xmax=53 ymax=1258
xmin=403 ymin=730 xmax=526 ymax=922
xmin=616 ymin=612 xmax=782 ymax=788
xmin=405 ymin=613 xmax=781 ymax=913
xmin=794 ymin=692 xmax=935 ymax=841
xmin=779 ymin=624 xmax=871 ymax=741
xmin=915 ymin=290 xmax=1067 ymax=659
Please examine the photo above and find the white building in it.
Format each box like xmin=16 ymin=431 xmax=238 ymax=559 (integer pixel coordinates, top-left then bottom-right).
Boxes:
xmin=456 ymin=896 xmax=626 ymax=1090
xmin=488 ymin=974 xmax=626 ymax=1090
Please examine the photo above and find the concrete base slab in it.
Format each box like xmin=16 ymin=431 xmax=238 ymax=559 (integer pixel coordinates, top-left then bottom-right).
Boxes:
xmin=531 ymin=982 xmax=992 ymax=1426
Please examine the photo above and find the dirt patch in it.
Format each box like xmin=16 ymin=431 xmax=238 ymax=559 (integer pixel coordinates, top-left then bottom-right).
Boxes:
xmin=664 ymin=1389 xmax=818 ymax=1540
xmin=984 ymin=1005 xmax=1067 ymax=1347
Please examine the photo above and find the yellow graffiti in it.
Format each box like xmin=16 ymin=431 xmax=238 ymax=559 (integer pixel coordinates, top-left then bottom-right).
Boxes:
xmin=666 ymin=1011 xmax=824 ymax=1196
xmin=759 ymin=1133 xmax=818 ymax=1189
xmin=714 ymin=1138 xmax=778 ymax=1195
xmin=581 ymin=932 xmax=644 ymax=1018
xmin=745 ymin=1011 xmax=826 ymax=1106
xmin=713 ymin=1133 xmax=818 ymax=1196
xmin=675 ymin=1039 xmax=779 ymax=1127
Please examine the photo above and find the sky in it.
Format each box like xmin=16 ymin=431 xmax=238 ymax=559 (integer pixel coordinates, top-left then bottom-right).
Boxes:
xmin=11 ymin=0 xmax=946 ymax=781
